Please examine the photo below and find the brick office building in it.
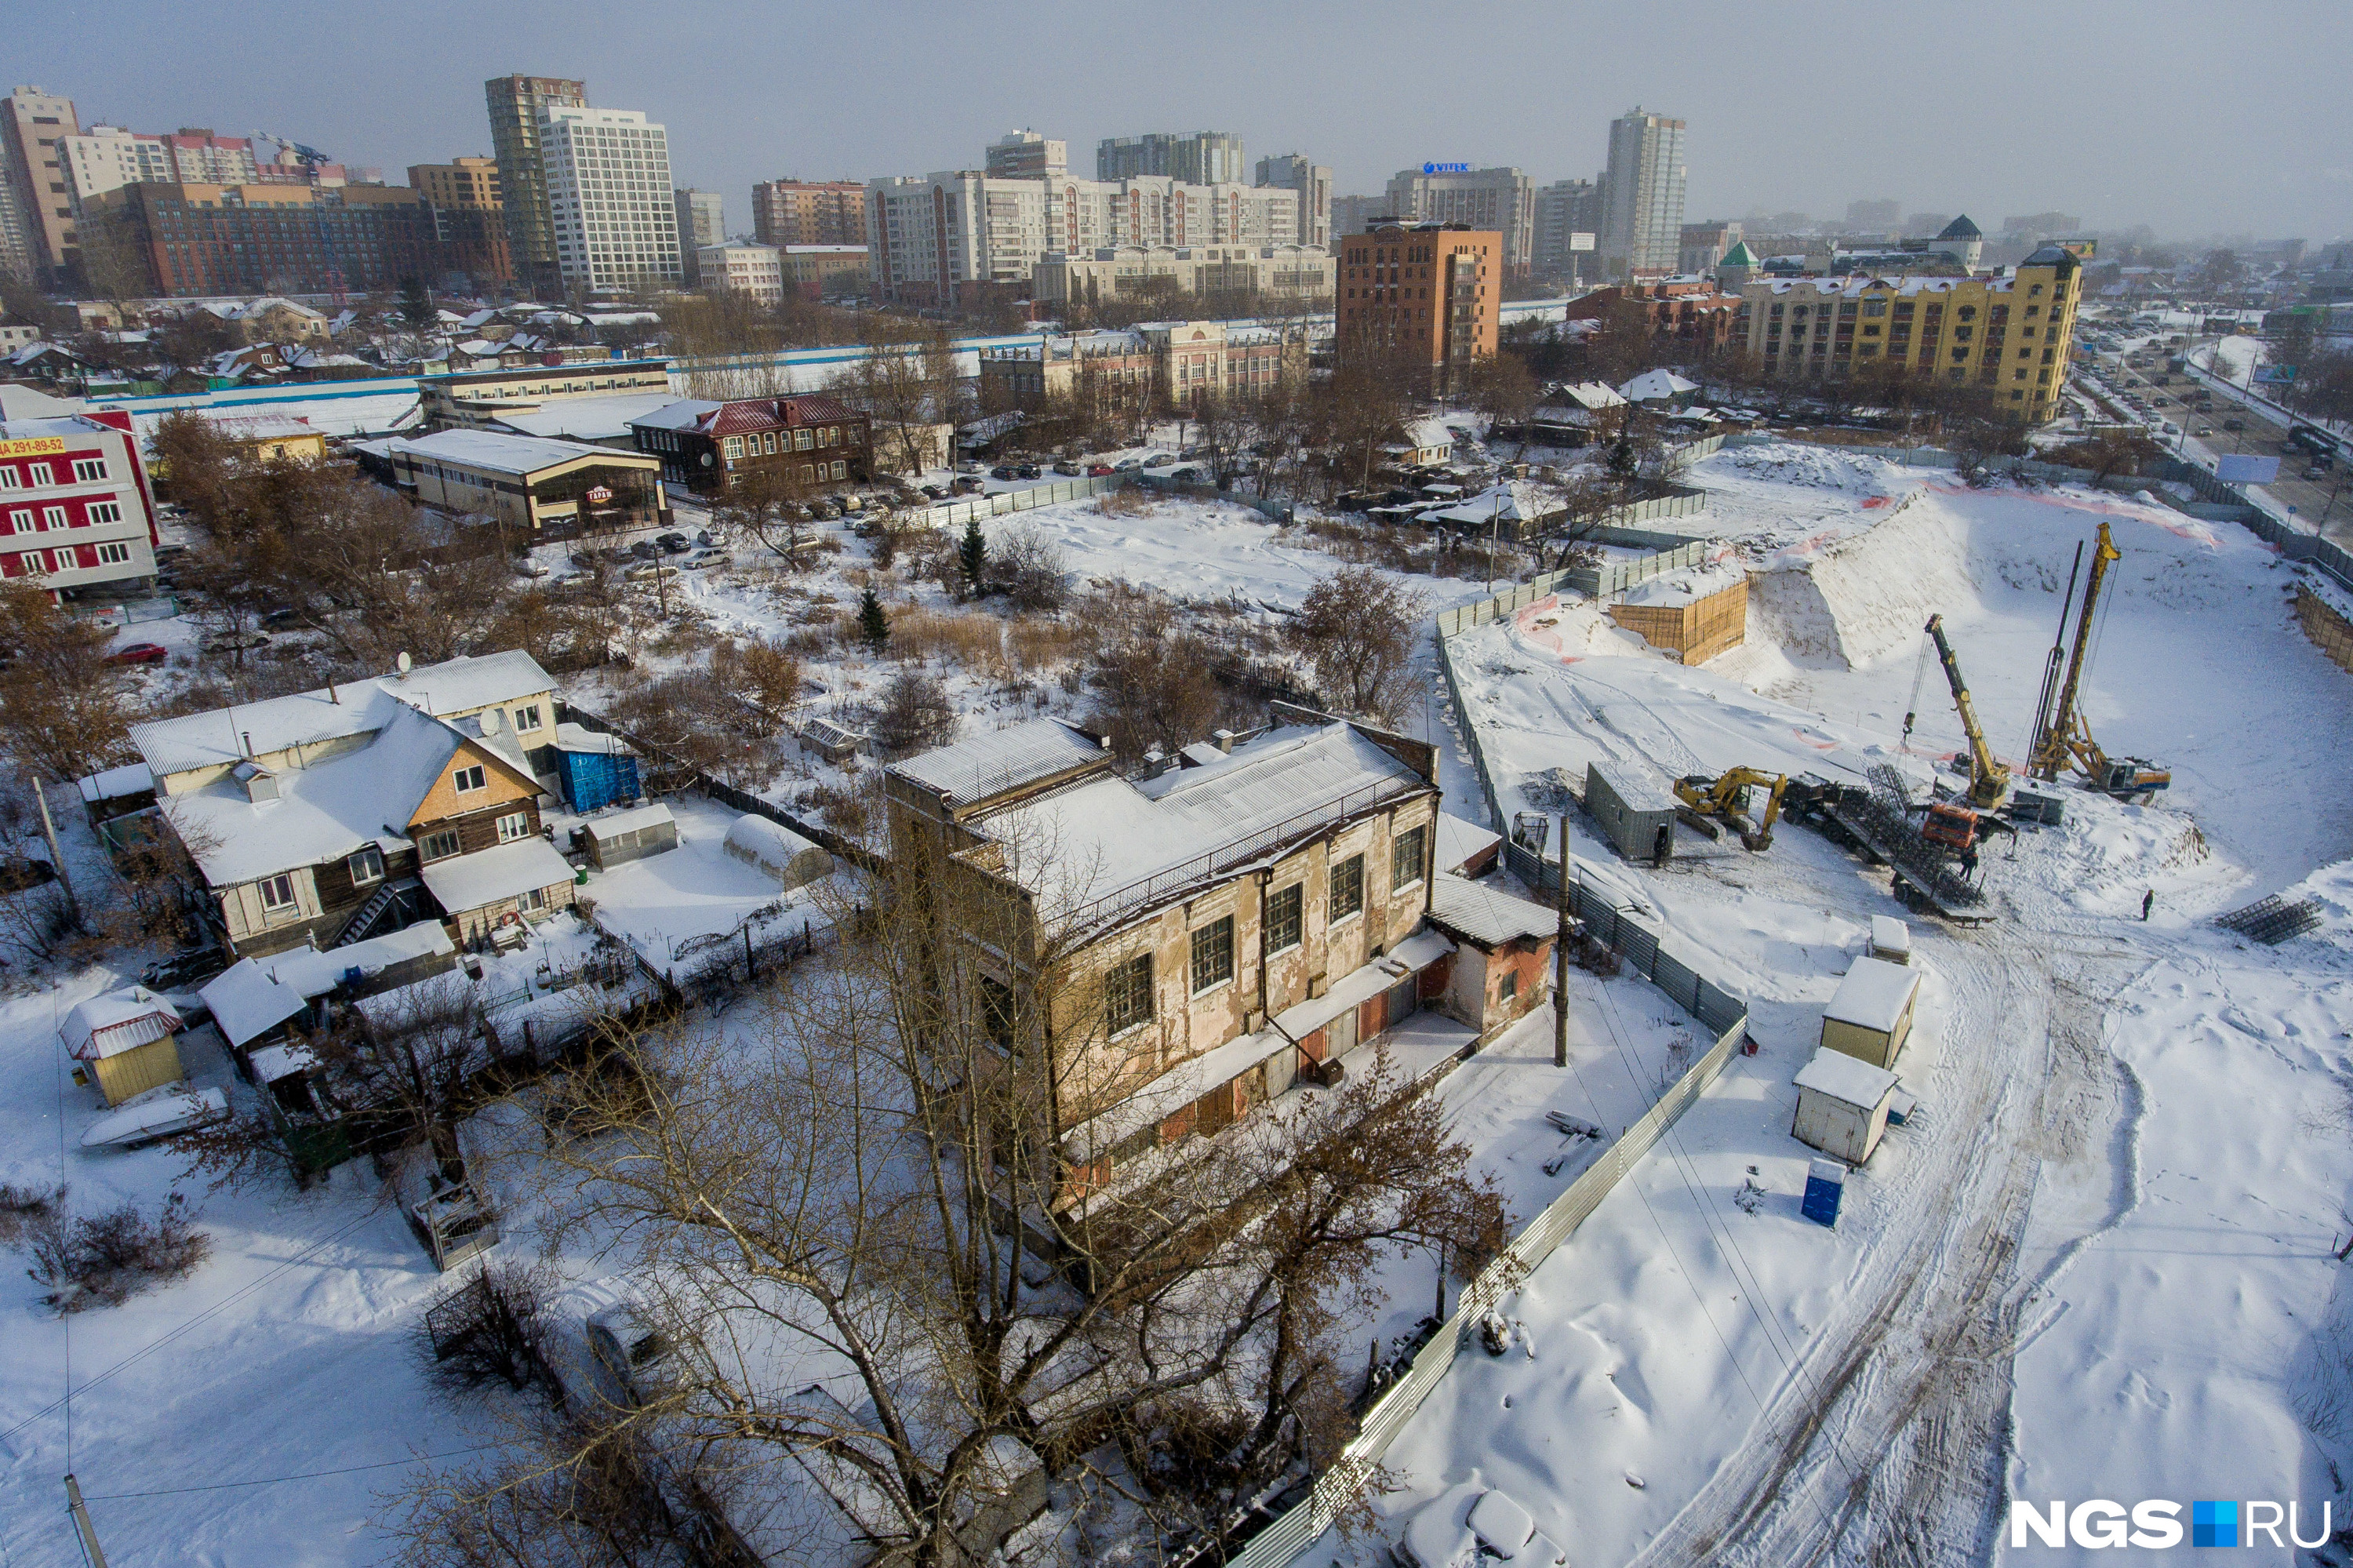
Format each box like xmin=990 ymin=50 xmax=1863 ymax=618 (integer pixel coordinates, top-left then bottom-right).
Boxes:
xmin=630 ymin=394 xmax=873 ymax=497
xmin=85 ymin=181 xmax=442 ymax=297
xmin=1334 ymin=220 xmax=1500 ymax=396
xmin=1563 ymin=278 xmax=1744 ymax=348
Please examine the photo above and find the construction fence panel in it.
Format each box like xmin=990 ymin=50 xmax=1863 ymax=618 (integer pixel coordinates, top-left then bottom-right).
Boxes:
xmin=1224 ymin=1009 xmax=1747 ymax=1568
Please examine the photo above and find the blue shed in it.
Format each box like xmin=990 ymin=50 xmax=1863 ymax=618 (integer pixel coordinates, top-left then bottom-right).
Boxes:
xmin=553 ymin=723 xmax=642 ymax=813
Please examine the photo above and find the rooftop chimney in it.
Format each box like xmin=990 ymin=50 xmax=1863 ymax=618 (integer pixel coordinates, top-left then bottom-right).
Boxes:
xmin=1213 ymin=728 xmax=1236 ymax=754
xmin=1143 ymin=748 xmax=1169 ymax=780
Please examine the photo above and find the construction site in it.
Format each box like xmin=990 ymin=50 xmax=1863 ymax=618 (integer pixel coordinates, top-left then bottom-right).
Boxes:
xmin=1334 ymin=439 xmax=2353 ymax=1567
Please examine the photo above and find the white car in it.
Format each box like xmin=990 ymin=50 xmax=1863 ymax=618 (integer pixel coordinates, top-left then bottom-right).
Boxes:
xmin=1403 ymin=1478 xmax=1566 ymax=1568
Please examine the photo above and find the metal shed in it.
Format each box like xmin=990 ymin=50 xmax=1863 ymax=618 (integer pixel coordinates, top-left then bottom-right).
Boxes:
xmin=582 ymin=802 xmax=678 ymax=868
xmin=1585 ymin=761 xmax=1678 ymax=865
xmin=1869 ymin=915 xmax=1912 ymax=966
xmin=1791 ymin=1046 xmax=1900 ymax=1165
xmin=60 ymin=988 xmax=186 ymax=1106
xmin=1820 ymin=956 xmax=1922 ymax=1069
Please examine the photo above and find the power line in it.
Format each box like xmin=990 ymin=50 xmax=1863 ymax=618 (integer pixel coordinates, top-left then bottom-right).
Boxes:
xmin=79 ymin=1443 xmax=504 ymax=1503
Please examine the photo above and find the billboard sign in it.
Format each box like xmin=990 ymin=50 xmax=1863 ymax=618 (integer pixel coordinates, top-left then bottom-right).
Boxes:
xmin=1569 ymin=232 xmax=1597 ymax=252
xmin=2217 ymin=454 xmax=2281 ymax=484
xmin=1421 ymin=162 xmax=1471 ymax=174
xmin=2253 ymin=365 xmax=2297 ymax=385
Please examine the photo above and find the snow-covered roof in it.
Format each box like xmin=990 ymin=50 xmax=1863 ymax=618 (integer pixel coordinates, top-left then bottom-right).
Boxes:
xmin=1553 ymin=380 xmax=1627 ymax=412
xmin=132 ymin=650 xmax=555 ymax=780
xmin=198 ymin=959 xmax=310 ymax=1048
xmin=158 ymin=703 xmax=467 ymax=886
xmin=553 ymin=721 xmax=631 ymax=756
xmin=387 ymin=427 xmax=644 ymax=477
xmin=1435 ymin=810 xmax=1501 ymax=874
xmin=1824 ymin=957 xmax=1920 ymax=1034
xmin=0 ymin=384 xmax=83 ymax=420
xmin=891 ymin=717 xmax=1106 ymax=807
xmin=977 ymin=722 xmax=1431 ymax=926
xmin=1401 ymin=417 xmax=1454 ymax=451
xmin=1613 ymin=558 xmax=1744 ymax=607
xmin=60 ymin=988 xmax=182 ymax=1060
xmin=78 ymin=761 xmax=155 ymax=803
xmin=1588 ymin=760 xmax=1677 ymax=814
xmin=1428 ymin=872 xmax=1553 ymax=948
xmin=722 ymin=813 xmax=824 ymax=878
xmin=418 ymin=836 xmax=576 ymax=914
xmin=584 ymin=802 xmax=675 ymax=840
xmin=1869 ymin=915 xmax=1911 ymax=957
xmin=1794 ymin=1046 xmax=1900 ymax=1109
xmin=192 ymin=413 xmax=318 ymax=444
xmin=489 ymin=391 xmax=682 ymax=442
xmin=1620 ymin=369 xmax=1700 ymax=402
xmin=202 ymin=919 xmax=462 ymax=1046
xmin=1272 ymin=929 xmax=1455 ymax=1042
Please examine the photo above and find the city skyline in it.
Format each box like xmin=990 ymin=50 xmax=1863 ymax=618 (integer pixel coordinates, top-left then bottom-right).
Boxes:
xmin=7 ymin=0 xmax=2344 ymax=244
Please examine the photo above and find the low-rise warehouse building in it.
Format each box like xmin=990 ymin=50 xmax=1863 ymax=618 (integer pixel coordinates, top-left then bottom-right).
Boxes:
xmin=384 ymin=429 xmax=669 ymax=540
xmin=1586 ymin=761 xmax=1678 ymax=865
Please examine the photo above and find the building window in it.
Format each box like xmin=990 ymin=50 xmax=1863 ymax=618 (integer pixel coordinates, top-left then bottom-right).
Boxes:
xmin=1330 ymin=854 xmax=1364 ymax=922
xmin=722 ymin=436 xmax=743 ymax=459
xmin=41 ymin=506 xmax=65 ymax=530
xmin=452 ymin=764 xmax=486 ymax=793
xmin=1499 ymin=968 xmax=1518 ymax=1000
xmin=348 ymin=845 xmax=384 ymax=885
xmin=24 ymin=463 xmax=50 ymax=486
xmin=95 ymin=541 xmax=129 ymax=565
xmin=85 ymin=501 xmax=121 ymax=526
xmin=1191 ymin=915 xmax=1235 ymax=995
xmin=420 ymin=828 xmax=461 ymax=861
xmin=1267 ymin=882 xmax=1303 ymax=954
xmin=1391 ymin=825 xmax=1427 ymax=893
xmin=258 ymin=872 xmax=297 ymax=913
xmin=71 ymin=458 xmax=107 ymax=482
xmin=1106 ymin=951 xmax=1153 ymax=1035
xmin=496 ymin=811 xmax=532 ymax=843
xmin=512 ymin=705 xmax=544 ymax=732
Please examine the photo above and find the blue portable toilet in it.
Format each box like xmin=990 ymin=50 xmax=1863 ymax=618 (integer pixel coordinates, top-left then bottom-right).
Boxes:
xmin=1801 ymin=1158 xmax=1847 ymax=1228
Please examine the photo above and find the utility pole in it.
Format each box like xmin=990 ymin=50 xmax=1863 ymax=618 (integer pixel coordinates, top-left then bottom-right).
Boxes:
xmin=32 ymin=778 xmax=78 ymax=928
xmin=1554 ymin=814 xmax=1570 ymax=1069
xmin=65 ymin=1475 xmax=110 ymax=1567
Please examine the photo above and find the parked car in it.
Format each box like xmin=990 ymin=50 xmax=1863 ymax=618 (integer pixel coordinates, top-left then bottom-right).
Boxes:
xmin=628 ymin=540 xmax=660 ymax=560
xmin=951 ymin=475 xmax=984 ymax=494
xmin=143 ymin=945 xmax=227 ymax=991
xmin=624 ymin=563 xmax=682 ymax=584
xmin=1086 ymin=463 xmax=1114 ymax=477
xmin=921 ymin=483 xmax=949 ymax=500
xmin=656 ymin=532 xmax=691 ymax=554
xmin=686 ymin=549 xmax=729 ymax=569
xmin=1144 ymin=452 xmax=1175 ymax=467
xmin=1112 ymin=457 xmax=1143 ymax=472
xmin=990 ymin=464 xmax=1018 ymax=481
xmin=695 ymin=529 xmax=718 ymax=547
xmin=202 ymin=631 xmax=269 ymax=653
xmin=1053 ymin=459 xmax=1085 ymax=475
xmin=811 ymin=497 xmax=843 ymax=519
xmin=1169 ymin=465 xmax=1205 ymax=484
xmin=955 ymin=460 xmax=983 ymax=475
xmin=1016 ymin=463 xmax=1042 ymax=479
xmin=515 ymin=558 xmax=552 ymax=579
xmin=2307 ymin=465 xmax=2333 ymax=481
xmin=2223 ymin=419 xmax=2245 ymax=431
xmin=104 ymin=642 xmax=169 ymax=666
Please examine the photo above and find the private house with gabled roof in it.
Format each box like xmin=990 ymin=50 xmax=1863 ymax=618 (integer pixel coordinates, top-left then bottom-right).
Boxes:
xmin=131 ymin=650 xmax=578 ymax=958
xmin=886 ymin=707 xmax=1551 ymax=1206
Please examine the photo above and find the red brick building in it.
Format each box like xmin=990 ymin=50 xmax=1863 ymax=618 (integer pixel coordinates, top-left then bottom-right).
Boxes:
xmin=1335 ymin=220 xmax=1500 ymax=395
xmin=1563 ymin=279 xmax=1743 ymax=347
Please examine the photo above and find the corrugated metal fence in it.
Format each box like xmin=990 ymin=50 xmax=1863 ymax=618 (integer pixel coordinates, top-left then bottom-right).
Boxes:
xmin=913 ymin=474 xmax=1126 ymax=530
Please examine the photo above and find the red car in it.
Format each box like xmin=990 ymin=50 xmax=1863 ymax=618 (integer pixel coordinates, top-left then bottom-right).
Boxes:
xmin=105 ymin=642 xmax=169 ymax=666
xmin=1086 ymin=463 xmax=1115 ymax=477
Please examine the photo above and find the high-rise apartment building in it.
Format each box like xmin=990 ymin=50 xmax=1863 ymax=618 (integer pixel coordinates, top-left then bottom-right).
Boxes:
xmin=59 ymin=126 xmax=173 ymax=220
xmin=409 ymin=156 xmax=511 ymax=286
xmin=160 ymin=129 xmax=259 ymax=185
xmin=751 ymin=180 xmax=866 ymax=247
xmin=485 ymin=75 xmax=586 ymax=295
xmin=409 ymin=157 xmax=502 ymax=211
xmin=1255 ymin=154 xmax=1333 ymax=249
xmin=984 ymin=130 xmax=1067 ymax=182
xmin=1335 ymin=220 xmax=1500 ymax=396
xmin=1602 ymin=108 xmax=1687 ymax=277
xmin=867 ymin=171 xmax=1297 ymax=306
xmin=539 ymin=105 xmax=681 ymax=293
xmin=675 ymin=187 xmax=723 ymax=282
xmin=1532 ymin=176 xmax=1602 ymax=281
xmin=2 ymin=87 xmax=82 ymax=280
xmin=1098 ymin=132 xmax=1248 ymax=186
xmin=1382 ymin=166 xmax=1534 ymax=276
xmin=86 ymin=181 xmax=442 ymax=298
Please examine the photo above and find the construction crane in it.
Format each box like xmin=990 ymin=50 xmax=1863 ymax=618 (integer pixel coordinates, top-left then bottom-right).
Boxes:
xmin=1922 ymin=614 xmax=2011 ymax=810
xmin=250 ymin=130 xmax=348 ymax=311
xmin=2026 ymin=520 xmax=2172 ymax=801
xmin=1674 ymin=768 xmax=1789 ymax=850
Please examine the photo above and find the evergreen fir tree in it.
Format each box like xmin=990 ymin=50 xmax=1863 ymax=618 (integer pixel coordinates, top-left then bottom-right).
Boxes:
xmin=857 ymin=586 xmax=890 ymax=653
xmin=959 ymin=515 xmax=988 ymax=598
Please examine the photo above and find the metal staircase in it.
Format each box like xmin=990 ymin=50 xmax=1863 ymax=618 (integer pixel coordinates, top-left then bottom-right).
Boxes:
xmin=332 ymin=877 xmax=420 ymax=948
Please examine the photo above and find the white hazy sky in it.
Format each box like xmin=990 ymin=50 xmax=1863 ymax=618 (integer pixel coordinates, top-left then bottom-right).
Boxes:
xmin=20 ymin=0 xmax=2351 ymax=245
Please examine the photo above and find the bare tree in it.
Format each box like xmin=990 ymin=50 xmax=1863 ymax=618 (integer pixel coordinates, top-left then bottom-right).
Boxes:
xmin=1289 ymin=566 xmax=1428 ymax=724
xmin=0 ymin=581 xmax=134 ymax=783
xmin=837 ymin=319 xmax=960 ymax=478
xmin=707 ymin=461 xmax=820 ymax=565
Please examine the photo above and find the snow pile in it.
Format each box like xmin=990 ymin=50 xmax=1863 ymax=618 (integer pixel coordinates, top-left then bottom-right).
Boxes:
xmin=1707 ymin=440 xmax=1904 ymax=499
xmin=1743 ymin=491 xmax=1981 ymax=670
xmin=1612 ymin=558 xmax=1745 ymax=609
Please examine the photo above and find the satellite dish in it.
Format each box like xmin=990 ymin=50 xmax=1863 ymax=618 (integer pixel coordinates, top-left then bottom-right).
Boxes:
xmin=481 ymin=708 xmax=501 ymax=733
xmin=396 ymin=652 xmax=412 ymax=674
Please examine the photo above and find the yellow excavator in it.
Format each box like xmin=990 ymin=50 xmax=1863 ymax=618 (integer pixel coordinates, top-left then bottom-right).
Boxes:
xmin=2027 ymin=521 xmax=2172 ymax=801
xmin=1675 ymin=767 xmax=1790 ymax=850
